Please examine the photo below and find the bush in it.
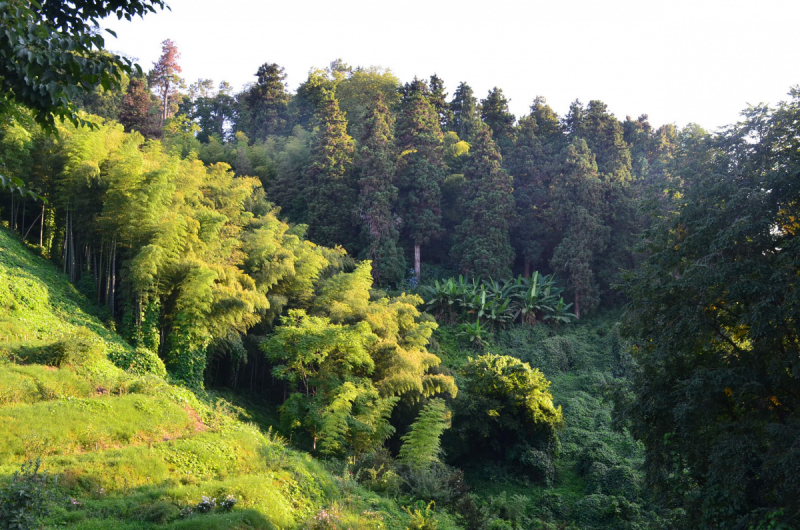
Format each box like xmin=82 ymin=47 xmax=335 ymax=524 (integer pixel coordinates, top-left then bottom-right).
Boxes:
xmin=0 ymin=459 xmax=53 ymax=530
xmin=508 ymin=444 xmax=556 ymax=486
xmin=575 ymin=441 xmax=619 ymax=476
xmin=35 ymin=328 xmax=106 ymax=368
xmin=405 ymin=501 xmax=439 ymax=530
xmin=598 ymin=465 xmax=639 ymax=498
xmin=572 ymin=494 xmax=641 ymax=529
xmin=487 ymin=491 xmax=530 ymax=525
xmin=108 ymin=346 xmax=167 ymax=377
xmin=449 ymin=354 xmax=562 ymax=481
xmin=537 ymin=492 xmax=567 ymax=520
xmin=195 ymin=495 xmax=216 ymax=513
xmin=306 ymin=503 xmax=343 ymax=529
xmin=219 ymin=494 xmax=238 ymax=512
xmin=354 ymin=449 xmax=402 ymax=496
xmin=132 ymin=500 xmax=179 ymax=524
xmin=400 ymin=463 xmax=467 ymax=507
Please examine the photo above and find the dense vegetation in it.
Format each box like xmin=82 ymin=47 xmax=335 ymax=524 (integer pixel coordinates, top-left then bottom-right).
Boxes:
xmin=2 ymin=4 xmax=800 ymax=528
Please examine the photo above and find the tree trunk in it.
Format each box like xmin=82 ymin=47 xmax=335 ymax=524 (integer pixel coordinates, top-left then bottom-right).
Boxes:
xmin=93 ymin=246 xmax=98 ymax=297
xmin=105 ymin=240 xmax=112 ymax=307
xmin=39 ymin=204 xmax=44 ymax=247
xmin=20 ymin=199 xmax=25 ymax=239
xmin=414 ymin=244 xmax=421 ymax=280
xmin=23 ymin=211 xmax=42 ymax=241
xmin=110 ymin=236 xmax=117 ymax=314
xmin=524 ymin=260 xmax=531 ymax=278
xmin=62 ymin=213 xmax=68 ymax=275
xmin=97 ymin=245 xmax=104 ymax=305
xmin=574 ymin=292 xmax=581 ymax=320
xmin=69 ymin=211 xmax=75 ymax=282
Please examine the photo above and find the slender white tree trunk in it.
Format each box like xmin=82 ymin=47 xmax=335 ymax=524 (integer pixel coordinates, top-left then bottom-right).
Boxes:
xmin=414 ymin=244 xmax=421 ymax=281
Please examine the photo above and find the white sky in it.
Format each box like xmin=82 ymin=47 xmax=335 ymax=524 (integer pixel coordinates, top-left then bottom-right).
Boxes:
xmin=102 ymin=0 xmax=800 ymax=131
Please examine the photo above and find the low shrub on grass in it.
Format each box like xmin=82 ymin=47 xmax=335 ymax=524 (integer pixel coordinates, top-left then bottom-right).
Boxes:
xmin=0 ymin=459 xmax=54 ymax=530
xmin=109 ymin=346 xmax=167 ymax=378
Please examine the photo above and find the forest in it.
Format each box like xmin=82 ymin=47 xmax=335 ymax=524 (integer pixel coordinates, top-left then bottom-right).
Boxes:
xmin=1 ymin=2 xmax=799 ymax=529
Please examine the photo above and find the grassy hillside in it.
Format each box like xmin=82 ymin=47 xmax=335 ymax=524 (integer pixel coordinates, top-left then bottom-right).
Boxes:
xmin=0 ymin=228 xmax=132 ymax=358
xmin=0 ymin=228 xmax=430 ymax=529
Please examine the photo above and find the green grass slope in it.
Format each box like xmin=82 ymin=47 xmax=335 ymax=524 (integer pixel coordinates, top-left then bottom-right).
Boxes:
xmin=0 ymin=229 xmax=128 ymax=353
xmin=0 ymin=228 xmax=420 ymax=529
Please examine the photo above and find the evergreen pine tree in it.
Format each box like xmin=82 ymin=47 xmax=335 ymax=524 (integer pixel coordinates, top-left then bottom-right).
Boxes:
xmin=567 ymin=100 xmax=636 ymax=304
xmin=565 ymin=99 xmax=631 ymax=180
xmin=357 ymin=95 xmax=405 ymax=285
xmin=449 ymin=81 xmax=480 ymax=143
xmin=429 ymin=74 xmax=453 ymax=131
xmin=451 ymin=122 xmax=516 ymax=278
xmin=548 ymin=139 xmax=610 ymax=318
xmin=242 ymin=62 xmax=290 ymax=140
xmin=480 ymin=87 xmax=516 ymax=154
xmin=395 ymin=79 xmax=446 ymax=280
xmin=305 ymin=89 xmax=358 ymax=251
xmin=506 ymin=97 xmax=564 ymax=276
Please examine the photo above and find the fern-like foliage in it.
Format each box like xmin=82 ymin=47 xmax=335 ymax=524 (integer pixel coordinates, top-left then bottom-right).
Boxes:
xmin=398 ymin=399 xmax=451 ymax=469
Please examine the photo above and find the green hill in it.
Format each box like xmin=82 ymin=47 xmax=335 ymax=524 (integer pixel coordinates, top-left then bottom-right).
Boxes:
xmin=0 ymin=227 xmax=424 ymax=529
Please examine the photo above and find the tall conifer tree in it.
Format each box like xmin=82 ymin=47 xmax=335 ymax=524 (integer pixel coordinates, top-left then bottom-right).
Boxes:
xmin=450 ymin=81 xmax=480 ymax=143
xmin=566 ymin=99 xmax=635 ymax=303
xmin=429 ymin=74 xmax=453 ymax=131
xmin=480 ymin=87 xmax=516 ymax=154
xmin=548 ymin=139 xmax=609 ymax=318
xmin=305 ymin=89 xmax=357 ymax=251
xmin=395 ymin=79 xmax=446 ymax=279
xmin=506 ymin=97 xmax=564 ymax=276
xmin=451 ymin=122 xmax=516 ymax=278
xmin=357 ymin=95 xmax=405 ymax=285
xmin=241 ymin=62 xmax=291 ymax=140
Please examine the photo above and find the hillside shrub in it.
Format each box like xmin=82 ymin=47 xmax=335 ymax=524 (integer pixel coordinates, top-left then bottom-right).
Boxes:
xmin=108 ymin=346 xmax=167 ymax=378
xmin=34 ymin=329 xmax=106 ymax=369
xmin=400 ymin=464 xmax=466 ymax=506
xmin=572 ymin=494 xmax=641 ymax=529
xmin=354 ymin=449 xmax=402 ymax=496
xmin=575 ymin=441 xmax=619 ymax=477
xmin=0 ymin=459 xmax=53 ymax=530
xmin=405 ymin=501 xmax=439 ymax=530
xmin=131 ymin=500 xmax=179 ymax=524
xmin=448 ymin=354 xmax=562 ymax=482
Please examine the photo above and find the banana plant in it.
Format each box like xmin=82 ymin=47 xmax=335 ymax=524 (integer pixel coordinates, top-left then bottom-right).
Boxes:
xmin=483 ymin=297 xmax=514 ymax=330
xmin=512 ymin=272 xmax=551 ymax=324
xmin=543 ymin=297 xmax=578 ymax=324
xmin=460 ymin=282 xmax=486 ymax=318
xmin=458 ymin=319 xmax=487 ymax=348
xmin=419 ymin=272 xmax=574 ymax=327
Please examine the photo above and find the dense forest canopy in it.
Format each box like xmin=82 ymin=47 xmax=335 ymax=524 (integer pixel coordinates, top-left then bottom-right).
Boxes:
xmin=2 ymin=11 xmax=800 ymax=528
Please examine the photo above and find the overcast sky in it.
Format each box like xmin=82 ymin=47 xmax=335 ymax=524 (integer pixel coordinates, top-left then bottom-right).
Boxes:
xmin=102 ymin=0 xmax=800 ymax=131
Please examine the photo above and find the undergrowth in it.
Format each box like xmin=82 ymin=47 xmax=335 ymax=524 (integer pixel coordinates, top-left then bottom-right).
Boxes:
xmin=433 ymin=314 xmax=680 ymax=529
